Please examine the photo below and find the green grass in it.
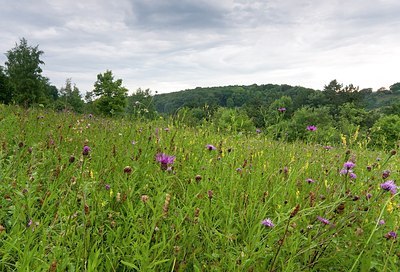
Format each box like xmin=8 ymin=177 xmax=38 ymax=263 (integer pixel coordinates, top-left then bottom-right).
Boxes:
xmin=0 ymin=104 xmax=399 ymax=271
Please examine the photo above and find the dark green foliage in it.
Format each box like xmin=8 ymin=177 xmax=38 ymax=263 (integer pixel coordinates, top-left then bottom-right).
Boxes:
xmin=92 ymin=70 xmax=128 ymax=116
xmin=4 ymin=38 xmax=47 ymax=106
xmin=369 ymin=115 xmax=400 ymax=149
xmin=0 ymin=66 xmax=12 ymax=104
xmin=55 ymin=79 xmax=85 ymax=113
xmin=126 ymin=88 xmax=157 ymax=119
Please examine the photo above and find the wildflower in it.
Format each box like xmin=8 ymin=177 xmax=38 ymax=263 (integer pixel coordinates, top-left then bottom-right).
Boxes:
xmin=123 ymin=166 xmax=132 ymax=174
xmin=208 ymin=190 xmax=213 ymax=200
xmin=380 ymin=180 xmax=398 ymax=194
xmin=69 ymin=155 xmax=75 ymax=163
xmin=131 ymin=140 xmax=136 ymax=145
xmin=378 ymin=219 xmax=385 ymax=225
xmin=156 ymin=153 xmax=175 ymax=170
xmin=256 ymin=128 xmax=262 ymax=134
xmin=366 ymin=193 xmax=372 ymax=200
xmin=306 ymin=178 xmax=315 ymax=184
xmin=164 ymin=127 xmax=170 ymax=132
xmin=261 ymin=218 xmax=275 ymax=228
xmin=382 ymin=170 xmax=391 ymax=179
xmin=323 ymin=145 xmax=332 ymax=150
xmin=317 ymin=216 xmax=330 ymax=225
xmin=349 ymin=172 xmax=357 ymax=179
xmin=206 ymin=144 xmax=217 ymax=151
xmin=366 ymin=165 xmax=372 ymax=171
xmin=278 ymin=107 xmax=286 ymax=113
xmin=82 ymin=145 xmax=91 ymax=156
xmin=141 ymin=195 xmax=149 ymax=203
xmin=385 ymin=231 xmax=397 ymax=239
xmin=195 ymin=175 xmax=202 ymax=182
xmin=343 ymin=161 xmax=355 ymax=170
xmin=306 ymin=125 xmax=317 ymax=131
xmin=105 ymin=184 xmax=111 ymax=190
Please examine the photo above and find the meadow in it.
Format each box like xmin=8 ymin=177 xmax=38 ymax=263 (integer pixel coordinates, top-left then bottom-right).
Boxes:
xmin=0 ymin=104 xmax=399 ymax=271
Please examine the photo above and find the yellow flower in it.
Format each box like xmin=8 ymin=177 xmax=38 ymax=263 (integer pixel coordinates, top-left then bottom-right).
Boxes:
xmin=387 ymin=201 xmax=394 ymax=213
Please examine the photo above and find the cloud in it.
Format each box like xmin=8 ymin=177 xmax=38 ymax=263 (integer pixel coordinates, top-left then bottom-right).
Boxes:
xmin=0 ymin=0 xmax=399 ymax=94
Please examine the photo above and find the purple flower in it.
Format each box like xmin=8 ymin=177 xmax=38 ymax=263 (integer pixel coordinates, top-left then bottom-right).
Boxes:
xmin=82 ymin=145 xmax=91 ymax=156
xmin=261 ymin=218 xmax=275 ymax=228
xmin=317 ymin=216 xmax=330 ymax=225
xmin=340 ymin=169 xmax=350 ymax=175
xmin=366 ymin=193 xmax=372 ymax=200
xmin=349 ymin=172 xmax=357 ymax=179
xmin=380 ymin=180 xmax=397 ymax=194
xmin=206 ymin=144 xmax=217 ymax=151
xmin=306 ymin=178 xmax=315 ymax=184
xmin=343 ymin=161 xmax=355 ymax=170
xmin=278 ymin=107 xmax=286 ymax=113
xmin=105 ymin=184 xmax=111 ymax=190
xmin=382 ymin=170 xmax=391 ymax=179
xmin=385 ymin=231 xmax=397 ymax=239
xmin=256 ymin=129 xmax=262 ymax=134
xmin=323 ymin=145 xmax=333 ymax=150
xmin=156 ymin=153 xmax=175 ymax=165
xmin=306 ymin=125 xmax=317 ymax=131
xmin=378 ymin=219 xmax=385 ymax=225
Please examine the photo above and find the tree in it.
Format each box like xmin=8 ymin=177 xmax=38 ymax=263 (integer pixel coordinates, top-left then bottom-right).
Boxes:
xmin=389 ymin=82 xmax=400 ymax=93
xmin=126 ymin=88 xmax=157 ymax=118
xmin=56 ymin=78 xmax=85 ymax=112
xmin=4 ymin=38 xmax=46 ymax=106
xmin=0 ymin=66 xmax=12 ymax=104
xmin=93 ymin=70 xmax=128 ymax=115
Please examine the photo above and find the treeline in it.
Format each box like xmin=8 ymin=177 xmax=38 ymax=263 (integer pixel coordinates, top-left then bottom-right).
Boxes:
xmin=1 ymin=38 xmax=400 ymax=148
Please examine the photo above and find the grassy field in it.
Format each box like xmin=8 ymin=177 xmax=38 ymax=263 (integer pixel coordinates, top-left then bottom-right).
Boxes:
xmin=0 ymin=105 xmax=399 ymax=271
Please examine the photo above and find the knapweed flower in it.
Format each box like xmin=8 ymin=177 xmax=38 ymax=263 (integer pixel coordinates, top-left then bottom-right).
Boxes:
xmin=261 ymin=218 xmax=275 ymax=228
xmin=385 ymin=231 xmax=397 ymax=239
xmin=123 ymin=166 xmax=132 ymax=174
xmin=380 ymin=180 xmax=398 ymax=194
xmin=306 ymin=178 xmax=315 ymax=184
xmin=206 ymin=144 xmax=217 ymax=151
xmin=349 ymin=172 xmax=357 ymax=180
xmin=317 ymin=216 xmax=330 ymax=225
xmin=278 ymin=107 xmax=286 ymax=113
xmin=366 ymin=193 xmax=372 ymax=200
xmin=256 ymin=129 xmax=262 ymax=134
xmin=105 ymin=184 xmax=111 ymax=190
xmin=306 ymin=125 xmax=317 ymax=131
xmin=378 ymin=219 xmax=385 ymax=225
xmin=156 ymin=153 xmax=175 ymax=170
xmin=343 ymin=161 xmax=356 ymax=170
xmin=82 ymin=145 xmax=91 ymax=156
xmin=382 ymin=170 xmax=391 ymax=179
xmin=208 ymin=190 xmax=213 ymax=200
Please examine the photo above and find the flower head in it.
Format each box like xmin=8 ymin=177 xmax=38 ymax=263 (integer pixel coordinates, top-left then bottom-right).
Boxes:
xmin=317 ymin=216 xmax=330 ymax=225
xmin=382 ymin=170 xmax=391 ymax=179
xmin=206 ymin=144 xmax=217 ymax=151
xmin=378 ymin=219 xmax=385 ymax=225
xmin=380 ymin=180 xmax=397 ymax=194
xmin=278 ymin=107 xmax=286 ymax=113
xmin=349 ymin=172 xmax=357 ymax=180
xmin=156 ymin=153 xmax=175 ymax=165
xmin=385 ymin=231 xmax=397 ymax=239
xmin=256 ymin=129 xmax=262 ymax=134
xmin=261 ymin=218 xmax=275 ymax=228
xmin=306 ymin=125 xmax=317 ymax=131
xmin=343 ymin=161 xmax=355 ymax=170
xmin=306 ymin=178 xmax=315 ymax=184
xmin=82 ymin=145 xmax=91 ymax=156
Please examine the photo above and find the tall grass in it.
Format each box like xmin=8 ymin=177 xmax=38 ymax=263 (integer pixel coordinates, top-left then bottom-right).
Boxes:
xmin=0 ymin=105 xmax=399 ymax=271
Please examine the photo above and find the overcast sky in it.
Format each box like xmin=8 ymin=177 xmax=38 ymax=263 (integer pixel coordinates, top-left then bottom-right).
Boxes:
xmin=1 ymin=0 xmax=399 ymax=94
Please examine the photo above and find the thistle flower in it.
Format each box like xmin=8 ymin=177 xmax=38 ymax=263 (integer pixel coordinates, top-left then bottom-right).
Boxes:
xmin=306 ymin=125 xmax=317 ymax=131
xmin=156 ymin=153 xmax=175 ymax=170
xmin=261 ymin=218 xmax=275 ymax=228
xmin=82 ymin=145 xmax=91 ymax=156
xmin=382 ymin=170 xmax=391 ymax=179
xmin=380 ymin=180 xmax=398 ymax=194
xmin=306 ymin=178 xmax=315 ymax=184
xmin=343 ymin=161 xmax=355 ymax=170
xmin=206 ymin=144 xmax=217 ymax=151
xmin=317 ymin=216 xmax=330 ymax=225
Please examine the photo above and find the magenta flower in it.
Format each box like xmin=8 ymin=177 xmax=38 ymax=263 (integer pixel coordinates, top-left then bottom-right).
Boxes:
xmin=378 ymin=219 xmax=385 ymax=225
xmin=306 ymin=178 xmax=315 ymax=184
xmin=306 ymin=125 xmax=317 ymax=131
xmin=343 ymin=161 xmax=355 ymax=170
xmin=82 ymin=145 xmax=91 ymax=156
xmin=349 ymin=172 xmax=357 ymax=179
xmin=323 ymin=145 xmax=333 ymax=150
xmin=385 ymin=231 xmax=397 ymax=239
xmin=156 ymin=153 xmax=175 ymax=165
xmin=317 ymin=216 xmax=330 ymax=225
xmin=278 ymin=107 xmax=286 ymax=113
xmin=380 ymin=180 xmax=397 ymax=194
xmin=261 ymin=218 xmax=275 ymax=228
xmin=206 ymin=144 xmax=217 ymax=151
xmin=256 ymin=129 xmax=262 ymax=134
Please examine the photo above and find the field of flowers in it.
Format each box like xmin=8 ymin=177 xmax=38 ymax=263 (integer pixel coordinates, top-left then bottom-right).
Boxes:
xmin=0 ymin=105 xmax=399 ymax=271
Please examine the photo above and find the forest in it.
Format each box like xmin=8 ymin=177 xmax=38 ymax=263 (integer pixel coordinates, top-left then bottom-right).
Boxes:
xmin=1 ymin=38 xmax=400 ymax=148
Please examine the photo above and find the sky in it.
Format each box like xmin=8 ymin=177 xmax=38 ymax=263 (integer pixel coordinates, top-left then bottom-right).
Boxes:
xmin=1 ymin=0 xmax=399 ymax=95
